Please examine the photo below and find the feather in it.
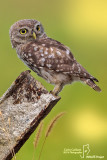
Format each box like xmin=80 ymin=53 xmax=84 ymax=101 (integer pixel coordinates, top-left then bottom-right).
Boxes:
xmin=81 ymin=78 xmax=101 ymax=92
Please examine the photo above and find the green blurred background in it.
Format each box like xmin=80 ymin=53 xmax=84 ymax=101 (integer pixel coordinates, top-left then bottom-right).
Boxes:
xmin=0 ymin=0 xmax=107 ymax=159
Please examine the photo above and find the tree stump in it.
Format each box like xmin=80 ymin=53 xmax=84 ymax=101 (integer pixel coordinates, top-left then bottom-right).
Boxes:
xmin=0 ymin=70 xmax=60 ymax=160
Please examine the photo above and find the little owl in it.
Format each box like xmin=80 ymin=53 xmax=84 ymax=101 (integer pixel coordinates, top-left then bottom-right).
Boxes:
xmin=9 ymin=19 xmax=101 ymax=95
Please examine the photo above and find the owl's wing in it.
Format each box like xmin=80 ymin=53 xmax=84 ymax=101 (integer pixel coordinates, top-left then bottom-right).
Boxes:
xmin=21 ymin=40 xmax=93 ymax=80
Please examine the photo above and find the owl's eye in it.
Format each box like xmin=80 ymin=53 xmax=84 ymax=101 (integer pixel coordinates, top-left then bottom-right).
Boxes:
xmin=36 ymin=25 xmax=40 ymax=31
xmin=19 ymin=28 xmax=28 ymax=35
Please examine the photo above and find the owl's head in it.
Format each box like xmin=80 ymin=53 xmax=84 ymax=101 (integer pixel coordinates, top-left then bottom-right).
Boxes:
xmin=9 ymin=19 xmax=46 ymax=48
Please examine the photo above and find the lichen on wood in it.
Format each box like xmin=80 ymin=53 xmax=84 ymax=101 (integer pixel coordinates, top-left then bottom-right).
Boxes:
xmin=0 ymin=70 xmax=60 ymax=160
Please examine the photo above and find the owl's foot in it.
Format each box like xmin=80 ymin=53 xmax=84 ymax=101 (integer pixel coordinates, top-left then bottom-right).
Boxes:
xmin=50 ymin=83 xmax=64 ymax=96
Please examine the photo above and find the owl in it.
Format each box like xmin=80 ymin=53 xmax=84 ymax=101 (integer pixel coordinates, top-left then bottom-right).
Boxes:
xmin=9 ymin=19 xmax=101 ymax=95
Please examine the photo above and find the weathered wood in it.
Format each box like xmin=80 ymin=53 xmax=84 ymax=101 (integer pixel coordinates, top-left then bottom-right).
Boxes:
xmin=0 ymin=70 xmax=60 ymax=160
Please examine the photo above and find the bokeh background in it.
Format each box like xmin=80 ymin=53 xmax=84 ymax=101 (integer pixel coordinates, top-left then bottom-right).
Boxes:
xmin=0 ymin=0 xmax=107 ymax=159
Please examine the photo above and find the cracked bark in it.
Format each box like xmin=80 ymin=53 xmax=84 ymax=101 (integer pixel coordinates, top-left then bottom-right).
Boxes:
xmin=0 ymin=70 xmax=60 ymax=160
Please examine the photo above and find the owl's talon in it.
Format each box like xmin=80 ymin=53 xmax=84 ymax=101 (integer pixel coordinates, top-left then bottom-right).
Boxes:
xmin=50 ymin=90 xmax=57 ymax=96
xmin=50 ymin=90 xmax=52 ymax=94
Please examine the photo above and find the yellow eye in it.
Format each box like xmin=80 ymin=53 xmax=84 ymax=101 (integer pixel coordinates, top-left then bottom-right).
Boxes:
xmin=19 ymin=28 xmax=28 ymax=34
xmin=36 ymin=25 xmax=40 ymax=31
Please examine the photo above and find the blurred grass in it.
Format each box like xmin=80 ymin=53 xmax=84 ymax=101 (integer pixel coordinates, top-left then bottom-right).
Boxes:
xmin=0 ymin=0 xmax=107 ymax=159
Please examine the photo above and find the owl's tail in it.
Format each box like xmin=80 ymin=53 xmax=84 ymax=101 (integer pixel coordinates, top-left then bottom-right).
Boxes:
xmin=81 ymin=77 xmax=101 ymax=92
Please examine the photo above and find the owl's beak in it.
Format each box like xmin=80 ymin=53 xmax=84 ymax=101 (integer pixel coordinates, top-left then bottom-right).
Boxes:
xmin=32 ymin=31 xmax=36 ymax=39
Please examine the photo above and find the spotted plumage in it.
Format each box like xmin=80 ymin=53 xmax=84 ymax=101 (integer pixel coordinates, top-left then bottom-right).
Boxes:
xmin=9 ymin=19 xmax=101 ymax=95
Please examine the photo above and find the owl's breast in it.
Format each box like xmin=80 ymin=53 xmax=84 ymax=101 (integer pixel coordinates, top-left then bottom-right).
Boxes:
xmin=16 ymin=45 xmax=40 ymax=75
xmin=39 ymin=68 xmax=72 ymax=85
